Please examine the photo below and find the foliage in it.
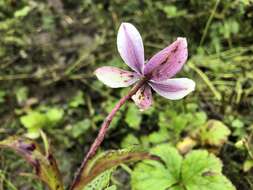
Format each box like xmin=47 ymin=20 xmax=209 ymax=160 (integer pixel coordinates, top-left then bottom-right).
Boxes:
xmin=0 ymin=0 xmax=253 ymax=189
xmin=0 ymin=136 xmax=64 ymax=190
xmin=72 ymin=149 xmax=158 ymax=190
xmin=132 ymin=144 xmax=235 ymax=190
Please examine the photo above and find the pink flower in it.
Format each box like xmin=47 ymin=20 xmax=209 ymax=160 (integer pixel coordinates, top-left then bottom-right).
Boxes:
xmin=95 ymin=22 xmax=195 ymax=111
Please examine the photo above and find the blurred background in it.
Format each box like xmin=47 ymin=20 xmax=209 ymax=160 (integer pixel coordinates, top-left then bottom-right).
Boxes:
xmin=0 ymin=0 xmax=253 ymax=189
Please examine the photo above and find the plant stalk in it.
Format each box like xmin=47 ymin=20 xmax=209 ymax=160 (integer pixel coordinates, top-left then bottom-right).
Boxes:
xmin=70 ymin=79 xmax=146 ymax=190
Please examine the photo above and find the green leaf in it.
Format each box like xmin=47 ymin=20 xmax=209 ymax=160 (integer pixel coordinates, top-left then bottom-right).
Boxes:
xmin=46 ymin=108 xmax=64 ymax=125
xmin=125 ymin=104 xmax=142 ymax=130
xmin=70 ymin=119 xmax=91 ymax=138
xmin=84 ymin=169 xmax=114 ymax=190
xmin=199 ymin=120 xmax=231 ymax=146
xmin=20 ymin=111 xmax=48 ymax=129
xmin=182 ymin=150 xmax=235 ymax=190
xmin=20 ymin=108 xmax=64 ymax=138
xmin=0 ymin=136 xmax=64 ymax=190
xmin=105 ymin=185 xmax=117 ymax=190
xmin=14 ymin=6 xmax=31 ymax=18
xmin=131 ymin=145 xmax=235 ymax=190
xmin=69 ymin=91 xmax=85 ymax=108
xmin=16 ymin=86 xmax=29 ymax=104
xmin=148 ymin=129 xmax=170 ymax=144
xmin=72 ymin=149 xmax=157 ymax=190
xmin=121 ymin=134 xmax=140 ymax=148
xmin=131 ymin=144 xmax=182 ymax=190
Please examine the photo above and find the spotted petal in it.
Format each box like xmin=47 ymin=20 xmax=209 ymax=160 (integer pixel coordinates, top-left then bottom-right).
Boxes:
xmin=144 ymin=38 xmax=188 ymax=81
xmin=95 ymin=66 xmax=139 ymax=88
xmin=149 ymin=78 xmax=195 ymax=100
xmin=117 ymin=22 xmax=145 ymax=75
xmin=132 ymin=84 xmax=152 ymax=111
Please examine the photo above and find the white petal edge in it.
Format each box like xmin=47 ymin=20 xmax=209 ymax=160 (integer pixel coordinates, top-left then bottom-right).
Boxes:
xmin=149 ymin=78 xmax=195 ymax=100
xmin=117 ymin=22 xmax=144 ymax=74
xmin=95 ymin=66 xmax=139 ymax=88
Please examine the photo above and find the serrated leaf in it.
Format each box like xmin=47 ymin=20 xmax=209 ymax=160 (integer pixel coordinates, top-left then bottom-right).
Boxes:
xmin=131 ymin=144 xmax=182 ymax=190
xmin=182 ymin=150 xmax=235 ymax=190
xmin=72 ymin=149 xmax=157 ymax=190
xmin=0 ymin=136 xmax=64 ymax=190
xmin=131 ymin=145 xmax=235 ymax=190
xmin=200 ymin=120 xmax=231 ymax=146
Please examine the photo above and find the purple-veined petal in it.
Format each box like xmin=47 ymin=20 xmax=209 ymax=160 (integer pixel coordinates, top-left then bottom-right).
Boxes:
xmin=117 ymin=22 xmax=145 ymax=74
xmin=94 ymin=66 xmax=140 ymax=88
xmin=144 ymin=37 xmax=188 ymax=81
xmin=132 ymin=84 xmax=152 ymax=111
xmin=149 ymin=78 xmax=195 ymax=100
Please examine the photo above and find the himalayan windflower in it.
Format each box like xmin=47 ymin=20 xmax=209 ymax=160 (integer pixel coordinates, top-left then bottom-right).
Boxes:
xmin=95 ymin=22 xmax=195 ymax=110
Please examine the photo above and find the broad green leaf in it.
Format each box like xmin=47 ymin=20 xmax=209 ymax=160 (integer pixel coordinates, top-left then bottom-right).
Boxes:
xmin=0 ymin=136 xmax=64 ymax=190
xmin=125 ymin=104 xmax=142 ymax=130
xmin=132 ymin=144 xmax=182 ymax=190
xmin=72 ymin=149 xmax=157 ymax=190
xmin=181 ymin=150 xmax=235 ymax=190
xmin=199 ymin=120 xmax=231 ymax=146
xmin=131 ymin=145 xmax=235 ymax=190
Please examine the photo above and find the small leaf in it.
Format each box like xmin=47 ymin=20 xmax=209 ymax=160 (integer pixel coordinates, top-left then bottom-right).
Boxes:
xmin=20 ymin=111 xmax=48 ymax=129
xmin=46 ymin=108 xmax=64 ymax=125
xmin=121 ymin=134 xmax=140 ymax=148
xmin=243 ymin=159 xmax=253 ymax=172
xmin=16 ymin=86 xmax=29 ymax=104
xmin=14 ymin=6 xmax=31 ymax=18
xmin=199 ymin=120 xmax=231 ymax=146
xmin=0 ymin=136 xmax=64 ymax=190
xmin=70 ymin=119 xmax=91 ymax=138
xmin=125 ymin=104 xmax=142 ymax=130
xmin=72 ymin=149 xmax=157 ymax=190
xmin=84 ymin=169 xmax=114 ymax=190
xmin=69 ymin=91 xmax=85 ymax=108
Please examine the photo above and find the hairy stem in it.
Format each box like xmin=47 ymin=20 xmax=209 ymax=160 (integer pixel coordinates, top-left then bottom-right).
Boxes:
xmin=70 ymin=79 xmax=146 ymax=190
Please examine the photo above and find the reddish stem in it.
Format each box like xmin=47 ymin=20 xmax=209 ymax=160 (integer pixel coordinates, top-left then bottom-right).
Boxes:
xmin=70 ymin=79 xmax=146 ymax=190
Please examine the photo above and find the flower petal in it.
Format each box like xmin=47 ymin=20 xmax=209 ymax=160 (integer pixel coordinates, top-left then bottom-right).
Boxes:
xmin=132 ymin=84 xmax=152 ymax=111
xmin=149 ymin=78 xmax=195 ymax=100
xmin=117 ymin=22 xmax=145 ymax=74
xmin=95 ymin=66 xmax=139 ymax=88
xmin=144 ymin=37 xmax=188 ymax=81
